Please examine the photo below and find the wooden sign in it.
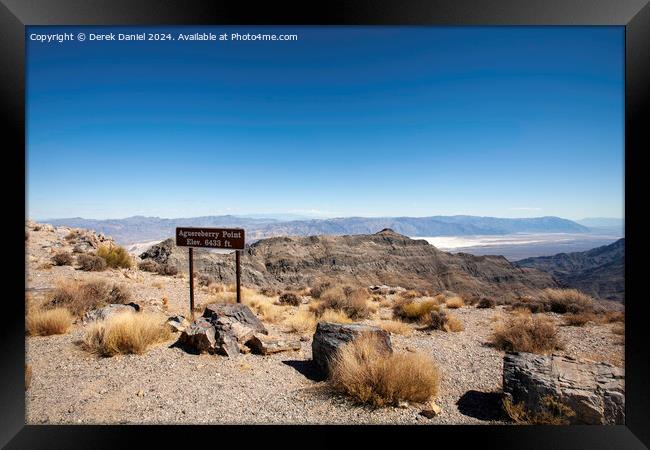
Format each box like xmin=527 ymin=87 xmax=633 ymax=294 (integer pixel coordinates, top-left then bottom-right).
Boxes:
xmin=175 ymin=227 xmax=245 ymax=250
xmin=175 ymin=227 xmax=246 ymax=314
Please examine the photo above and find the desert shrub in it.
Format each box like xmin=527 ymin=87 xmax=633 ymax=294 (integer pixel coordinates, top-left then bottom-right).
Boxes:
xmin=197 ymin=274 xmax=215 ymax=287
xmin=318 ymin=287 xmax=370 ymax=320
xmin=283 ymin=309 xmax=318 ymax=333
xmin=48 ymin=279 xmax=131 ymax=317
xmin=490 ymin=311 xmax=563 ymax=354
xmin=51 ymin=251 xmax=73 ymax=266
xmin=26 ymin=307 xmax=73 ymax=336
xmin=25 ymin=364 xmax=32 ymax=390
xmin=77 ymin=254 xmax=107 ymax=271
xmin=542 ymin=288 xmax=595 ymax=314
xmin=445 ymin=296 xmax=465 ymax=309
xmin=279 ymin=292 xmax=301 ymax=306
xmin=376 ymin=320 xmax=412 ymax=336
xmin=477 ymin=297 xmax=496 ymax=309
xmin=158 ymin=263 xmax=178 ymax=276
xmin=97 ymin=244 xmax=132 ymax=269
xmin=310 ymin=280 xmax=333 ymax=299
xmin=563 ymin=312 xmax=597 ymax=326
xmin=393 ymin=298 xmax=439 ymax=322
xmin=611 ymin=323 xmax=625 ymax=335
xmin=423 ymin=310 xmax=464 ymax=332
xmin=138 ymin=259 xmax=160 ymax=272
xmin=329 ymin=333 xmax=440 ymax=407
xmin=503 ymin=395 xmax=576 ymax=425
xmin=82 ymin=311 xmax=171 ymax=356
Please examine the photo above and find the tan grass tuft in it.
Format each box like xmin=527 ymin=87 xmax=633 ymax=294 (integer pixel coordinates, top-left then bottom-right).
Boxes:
xmin=82 ymin=311 xmax=171 ymax=356
xmin=26 ymin=307 xmax=73 ymax=336
xmin=445 ymin=296 xmax=465 ymax=309
xmin=490 ymin=311 xmax=563 ymax=354
xmin=329 ymin=333 xmax=439 ymax=407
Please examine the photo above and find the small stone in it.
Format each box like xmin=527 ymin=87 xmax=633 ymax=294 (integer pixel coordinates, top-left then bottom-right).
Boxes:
xmin=137 ymin=390 xmax=145 ymax=397
xmin=397 ymin=401 xmax=409 ymax=408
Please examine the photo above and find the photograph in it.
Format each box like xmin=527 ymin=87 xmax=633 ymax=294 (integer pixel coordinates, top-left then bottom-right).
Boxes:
xmin=22 ymin=24 xmax=627 ymax=427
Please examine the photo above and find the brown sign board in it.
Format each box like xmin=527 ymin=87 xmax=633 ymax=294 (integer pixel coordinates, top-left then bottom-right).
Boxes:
xmin=176 ymin=227 xmax=245 ymax=250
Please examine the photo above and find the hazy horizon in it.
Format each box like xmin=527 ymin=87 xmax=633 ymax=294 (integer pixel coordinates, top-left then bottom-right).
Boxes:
xmin=27 ymin=26 xmax=624 ymax=220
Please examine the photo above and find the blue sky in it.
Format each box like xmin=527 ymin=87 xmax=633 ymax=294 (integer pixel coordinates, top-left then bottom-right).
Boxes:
xmin=26 ymin=26 xmax=624 ymax=220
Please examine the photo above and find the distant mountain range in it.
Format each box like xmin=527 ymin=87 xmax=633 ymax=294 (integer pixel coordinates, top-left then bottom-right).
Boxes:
xmin=43 ymin=215 xmax=590 ymax=245
xmin=516 ymin=238 xmax=624 ymax=301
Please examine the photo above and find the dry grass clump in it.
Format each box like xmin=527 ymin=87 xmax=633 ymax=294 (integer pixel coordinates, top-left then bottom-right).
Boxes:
xmin=51 ymin=251 xmax=73 ymax=266
xmin=376 ymin=320 xmax=412 ymax=336
xmin=600 ymin=310 xmax=624 ymax=324
xmin=283 ymin=309 xmax=318 ymax=333
xmin=320 ymin=309 xmax=353 ymax=324
xmin=309 ymin=280 xmax=333 ymax=299
xmin=329 ymin=333 xmax=440 ymax=407
xmin=279 ymin=292 xmax=302 ymax=306
xmin=97 ymin=244 xmax=133 ymax=269
xmin=611 ymin=323 xmax=625 ymax=335
xmin=25 ymin=364 xmax=32 ymax=390
xmin=563 ymin=312 xmax=597 ymax=326
xmin=398 ymin=290 xmax=421 ymax=300
xmin=48 ymin=279 xmax=131 ymax=317
xmin=82 ymin=311 xmax=171 ymax=356
xmin=445 ymin=296 xmax=465 ymax=309
xmin=393 ymin=297 xmax=439 ymax=322
xmin=65 ymin=230 xmax=82 ymax=241
xmin=242 ymin=291 xmax=285 ymax=323
xmin=77 ymin=254 xmax=107 ymax=271
xmin=542 ymin=288 xmax=595 ymax=314
xmin=490 ymin=311 xmax=563 ymax=354
xmin=26 ymin=307 xmax=73 ymax=336
xmin=503 ymin=396 xmax=576 ymax=425
xmin=317 ymin=286 xmax=370 ymax=320
xmin=477 ymin=297 xmax=496 ymax=309
xmin=423 ymin=310 xmax=464 ymax=332
xmin=260 ymin=287 xmax=281 ymax=297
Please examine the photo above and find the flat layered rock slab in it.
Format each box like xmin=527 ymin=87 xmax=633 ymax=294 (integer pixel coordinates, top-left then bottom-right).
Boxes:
xmin=503 ymin=351 xmax=625 ymax=424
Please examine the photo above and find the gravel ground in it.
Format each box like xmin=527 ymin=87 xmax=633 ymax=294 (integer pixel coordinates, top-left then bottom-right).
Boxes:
xmin=25 ymin=224 xmax=625 ymax=425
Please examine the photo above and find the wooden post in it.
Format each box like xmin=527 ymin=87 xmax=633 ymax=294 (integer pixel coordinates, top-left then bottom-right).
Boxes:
xmin=236 ymin=250 xmax=241 ymax=303
xmin=188 ymin=247 xmax=195 ymax=318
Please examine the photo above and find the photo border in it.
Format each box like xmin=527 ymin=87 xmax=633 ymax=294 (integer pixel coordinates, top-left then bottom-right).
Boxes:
xmin=2 ymin=0 xmax=648 ymax=448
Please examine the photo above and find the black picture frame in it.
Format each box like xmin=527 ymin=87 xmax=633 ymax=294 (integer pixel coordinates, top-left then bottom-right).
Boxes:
xmin=2 ymin=0 xmax=648 ymax=448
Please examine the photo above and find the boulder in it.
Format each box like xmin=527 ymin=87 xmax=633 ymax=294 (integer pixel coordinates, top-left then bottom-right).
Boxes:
xmin=177 ymin=317 xmax=217 ymax=354
xmin=176 ymin=303 xmax=268 ymax=357
xmin=311 ymin=322 xmax=392 ymax=375
xmin=503 ymin=352 xmax=625 ymax=425
xmin=203 ymin=303 xmax=267 ymax=335
xmin=83 ymin=303 xmax=138 ymax=323
xmin=247 ymin=333 xmax=301 ymax=355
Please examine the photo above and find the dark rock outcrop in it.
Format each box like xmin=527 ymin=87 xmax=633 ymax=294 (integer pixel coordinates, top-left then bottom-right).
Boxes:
xmin=312 ymin=322 xmax=392 ymax=375
xmin=502 ymin=352 xmax=624 ymax=425
xmin=177 ymin=303 xmax=267 ymax=357
xmin=203 ymin=303 xmax=267 ymax=335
